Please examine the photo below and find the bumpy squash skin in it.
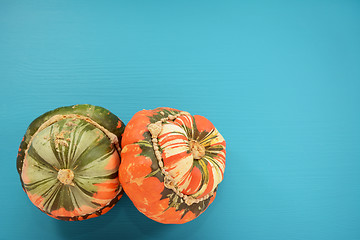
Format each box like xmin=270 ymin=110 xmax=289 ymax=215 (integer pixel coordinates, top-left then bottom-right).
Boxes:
xmin=17 ymin=104 xmax=125 ymax=221
xmin=120 ymin=108 xmax=225 ymax=224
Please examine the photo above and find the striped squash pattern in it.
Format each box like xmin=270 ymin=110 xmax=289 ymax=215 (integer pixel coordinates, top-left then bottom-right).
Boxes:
xmin=120 ymin=107 xmax=226 ymax=224
xmin=17 ymin=105 xmax=125 ymax=221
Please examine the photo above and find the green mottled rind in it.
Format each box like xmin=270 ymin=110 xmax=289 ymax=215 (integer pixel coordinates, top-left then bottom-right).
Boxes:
xmin=17 ymin=104 xmax=125 ymax=221
xmin=17 ymin=104 xmax=124 ymax=177
xmin=23 ymin=119 xmax=116 ymax=210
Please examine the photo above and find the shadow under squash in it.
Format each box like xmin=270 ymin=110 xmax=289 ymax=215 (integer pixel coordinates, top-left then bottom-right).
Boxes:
xmin=54 ymin=195 xmax=172 ymax=240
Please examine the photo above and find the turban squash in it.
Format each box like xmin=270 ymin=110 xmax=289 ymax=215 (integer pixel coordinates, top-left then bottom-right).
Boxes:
xmin=16 ymin=104 xmax=125 ymax=221
xmin=120 ymin=107 xmax=226 ymax=224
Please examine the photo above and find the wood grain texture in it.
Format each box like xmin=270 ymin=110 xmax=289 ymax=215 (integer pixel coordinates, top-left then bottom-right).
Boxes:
xmin=1 ymin=0 xmax=360 ymax=239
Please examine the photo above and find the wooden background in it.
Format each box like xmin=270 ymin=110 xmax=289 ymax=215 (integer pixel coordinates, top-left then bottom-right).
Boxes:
xmin=1 ymin=1 xmax=360 ymax=239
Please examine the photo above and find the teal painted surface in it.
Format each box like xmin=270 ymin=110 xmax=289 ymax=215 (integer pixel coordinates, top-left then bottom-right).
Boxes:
xmin=1 ymin=0 xmax=360 ymax=239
